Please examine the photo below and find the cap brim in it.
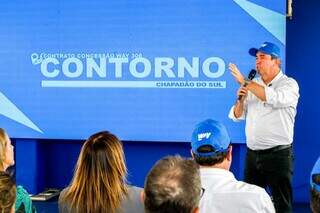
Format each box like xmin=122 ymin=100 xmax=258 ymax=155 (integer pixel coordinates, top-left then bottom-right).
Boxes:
xmin=310 ymin=157 xmax=320 ymax=191
xmin=249 ymin=48 xmax=258 ymax=56
xmin=311 ymin=158 xmax=320 ymax=175
xmin=249 ymin=48 xmax=279 ymax=58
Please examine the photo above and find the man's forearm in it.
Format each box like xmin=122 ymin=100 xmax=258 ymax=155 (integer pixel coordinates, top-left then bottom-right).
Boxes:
xmin=234 ymin=101 xmax=244 ymax=118
xmin=246 ymin=81 xmax=266 ymax=101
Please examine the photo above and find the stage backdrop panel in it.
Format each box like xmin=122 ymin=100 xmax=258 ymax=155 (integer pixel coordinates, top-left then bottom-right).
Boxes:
xmin=0 ymin=0 xmax=286 ymax=141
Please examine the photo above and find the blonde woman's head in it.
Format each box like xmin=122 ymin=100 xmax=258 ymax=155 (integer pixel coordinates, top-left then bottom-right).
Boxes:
xmin=0 ymin=129 xmax=14 ymax=171
xmin=63 ymin=131 xmax=128 ymax=213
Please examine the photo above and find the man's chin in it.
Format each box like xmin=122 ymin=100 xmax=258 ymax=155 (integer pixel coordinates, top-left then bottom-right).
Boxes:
xmin=256 ymin=70 xmax=262 ymax=76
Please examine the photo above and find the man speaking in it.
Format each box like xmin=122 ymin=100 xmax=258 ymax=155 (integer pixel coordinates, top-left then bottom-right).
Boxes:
xmin=228 ymin=42 xmax=299 ymax=213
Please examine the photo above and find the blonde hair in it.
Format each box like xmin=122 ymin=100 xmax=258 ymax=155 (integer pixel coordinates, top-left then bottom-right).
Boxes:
xmin=62 ymin=131 xmax=128 ymax=213
xmin=0 ymin=129 xmax=9 ymax=171
xmin=0 ymin=172 xmax=16 ymax=213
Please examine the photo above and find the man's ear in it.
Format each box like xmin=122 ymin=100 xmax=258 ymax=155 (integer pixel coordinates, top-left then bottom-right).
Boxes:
xmin=190 ymin=150 xmax=195 ymax=159
xmin=226 ymin=145 xmax=232 ymax=161
xmin=140 ymin=191 xmax=145 ymax=204
xmin=273 ymin=58 xmax=281 ymax=68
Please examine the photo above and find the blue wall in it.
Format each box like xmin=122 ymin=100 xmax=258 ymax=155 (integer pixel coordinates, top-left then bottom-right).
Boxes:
xmin=13 ymin=0 xmax=320 ymax=203
xmin=14 ymin=139 xmax=246 ymax=191
xmin=286 ymin=0 xmax=320 ymax=202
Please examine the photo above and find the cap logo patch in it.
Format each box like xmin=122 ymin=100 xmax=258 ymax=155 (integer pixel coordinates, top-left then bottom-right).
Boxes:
xmin=198 ymin=132 xmax=211 ymax=141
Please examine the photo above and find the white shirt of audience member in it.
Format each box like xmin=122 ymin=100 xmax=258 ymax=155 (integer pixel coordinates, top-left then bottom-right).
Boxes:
xmin=199 ymin=167 xmax=275 ymax=213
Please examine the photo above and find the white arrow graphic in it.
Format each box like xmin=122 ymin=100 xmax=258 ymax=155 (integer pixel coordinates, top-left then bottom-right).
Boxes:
xmin=233 ymin=0 xmax=286 ymax=45
xmin=0 ymin=92 xmax=43 ymax=133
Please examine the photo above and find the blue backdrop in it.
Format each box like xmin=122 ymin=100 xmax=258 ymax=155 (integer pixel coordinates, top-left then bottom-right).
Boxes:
xmin=7 ymin=0 xmax=320 ymax=205
xmin=0 ymin=0 xmax=286 ymax=142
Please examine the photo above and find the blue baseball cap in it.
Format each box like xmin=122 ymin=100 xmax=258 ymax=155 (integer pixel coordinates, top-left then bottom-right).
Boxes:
xmin=191 ymin=119 xmax=230 ymax=157
xmin=249 ymin=42 xmax=280 ymax=58
xmin=311 ymin=157 xmax=320 ymax=192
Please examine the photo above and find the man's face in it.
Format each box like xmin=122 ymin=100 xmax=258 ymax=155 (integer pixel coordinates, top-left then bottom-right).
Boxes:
xmin=255 ymin=52 xmax=279 ymax=79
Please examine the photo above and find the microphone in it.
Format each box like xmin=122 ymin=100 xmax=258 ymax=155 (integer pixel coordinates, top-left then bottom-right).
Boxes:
xmin=238 ymin=69 xmax=257 ymax=100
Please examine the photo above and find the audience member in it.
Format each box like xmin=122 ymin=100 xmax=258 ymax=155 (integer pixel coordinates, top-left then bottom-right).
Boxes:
xmin=59 ymin=131 xmax=143 ymax=213
xmin=0 ymin=171 xmax=16 ymax=213
xmin=310 ymin=156 xmax=320 ymax=213
xmin=191 ymin=119 xmax=275 ymax=213
xmin=0 ymin=128 xmax=34 ymax=213
xmin=143 ymin=155 xmax=201 ymax=213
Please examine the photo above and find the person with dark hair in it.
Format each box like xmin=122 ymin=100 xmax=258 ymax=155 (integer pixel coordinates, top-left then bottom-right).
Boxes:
xmin=0 ymin=171 xmax=16 ymax=213
xmin=191 ymin=119 xmax=275 ymax=213
xmin=143 ymin=155 xmax=201 ymax=213
xmin=0 ymin=128 xmax=35 ymax=213
xmin=310 ymin=157 xmax=320 ymax=213
xmin=59 ymin=131 xmax=143 ymax=213
xmin=229 ymin=42 xmax=299 ymax=213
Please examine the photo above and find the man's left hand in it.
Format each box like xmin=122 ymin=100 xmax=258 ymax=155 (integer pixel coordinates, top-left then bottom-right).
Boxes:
xmin=229 ymin=63 xmax=244 ymax=85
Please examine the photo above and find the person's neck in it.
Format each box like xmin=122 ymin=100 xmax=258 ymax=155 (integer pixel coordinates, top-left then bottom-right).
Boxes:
xmin=262 ymin=69 xmax=280 ymax=85
xmin=1 ymin=163 xmax=8 ymax=172
xmin=200 ymin=162 xmax=229 ymax=170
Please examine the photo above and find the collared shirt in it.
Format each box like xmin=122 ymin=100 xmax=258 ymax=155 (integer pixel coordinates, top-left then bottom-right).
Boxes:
xmin=200 ymin=167 xmax=275 ymax=213
xmin=229 ymin=71 xmax=299 ymax=150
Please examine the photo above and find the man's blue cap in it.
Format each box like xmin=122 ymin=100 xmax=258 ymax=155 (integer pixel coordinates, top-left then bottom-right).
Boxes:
xmin=191 ymin=119 xmax=230 ymax=157
xmin=311 ymin=157 xmax=320 ymax=192
xmin=249 ymin=42 xmax=280 ymax=58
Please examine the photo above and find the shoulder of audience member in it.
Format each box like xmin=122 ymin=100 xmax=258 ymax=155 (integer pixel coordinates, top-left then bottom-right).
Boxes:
xmin=58 ymin=187 xmax=69 ymax=201
xmin=16 ymin=185 xmax=34 ymax=213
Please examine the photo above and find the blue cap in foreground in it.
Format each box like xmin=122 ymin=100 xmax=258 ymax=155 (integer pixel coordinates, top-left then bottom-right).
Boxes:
xmin=311 ymin=157 xmax=320 ymax=192
xmin=191 ymin=119 xmax=230 ymax=157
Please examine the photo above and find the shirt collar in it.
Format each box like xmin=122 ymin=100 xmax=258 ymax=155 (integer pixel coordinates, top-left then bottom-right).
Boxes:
xmin=268 ymin=70 xmax=284 ymax=86
xmin=200 ymin=167 xmax=235 ymax=179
